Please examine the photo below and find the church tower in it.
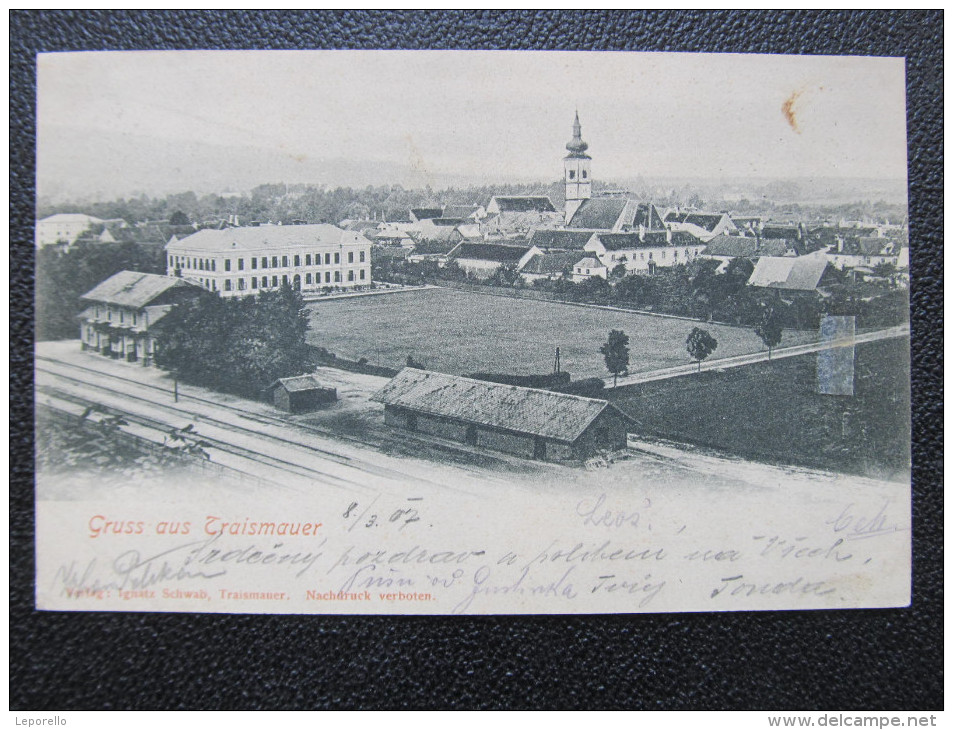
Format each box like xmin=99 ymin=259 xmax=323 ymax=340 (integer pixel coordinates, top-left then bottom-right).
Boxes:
xmin=564 ymin=111 xmax=592 ymax=224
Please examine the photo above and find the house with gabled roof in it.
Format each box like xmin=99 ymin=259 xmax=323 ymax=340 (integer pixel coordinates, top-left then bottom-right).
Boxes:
xmin=518 ymin=249 xmax=585 ymax=283
xmin=748 ymin=252 xmax=839 ymax=295
xmin=581 ymin=230 xmax=705 ymax=275
xmin=666 ymin=211 xmax=738 ymax=241
xmin=482 ymin=195 xmax=563 ymax=238
xmin=78 ymin=270 xmax=207 ymax=365
xmin=372 ymin=368 xmax=635 ymax=461
xmin=446 ymin=242 xmax=533 ymax=279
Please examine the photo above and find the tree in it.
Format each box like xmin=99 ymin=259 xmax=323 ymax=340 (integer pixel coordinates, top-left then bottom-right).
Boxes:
xmin=155 ymin=283 xmax=313 ymax=397
xmin=610 ymin=262 xmax=628 ymax=279
xmin=686 ymin=327 xmax=718 ymax=372
xmin=754 ymin=306 xmax=784 ymax=360
xmin=599 ymin=329 xmax=630 ymax=387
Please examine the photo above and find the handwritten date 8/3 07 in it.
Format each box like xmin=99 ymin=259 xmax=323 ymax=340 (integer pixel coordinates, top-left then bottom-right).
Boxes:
xmin=343 ymin=498 xmax=422 ymax=531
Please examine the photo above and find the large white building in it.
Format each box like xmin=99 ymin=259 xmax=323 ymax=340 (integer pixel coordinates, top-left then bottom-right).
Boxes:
xmin=35 ymin=213 xmax=105 ymax=248
xmin=166 ymin=223 xmax=372 ymax=297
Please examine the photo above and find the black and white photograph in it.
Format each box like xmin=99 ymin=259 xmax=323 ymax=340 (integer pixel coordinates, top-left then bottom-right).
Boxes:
xmin=33 ymin=49 xmax=912 ymax=615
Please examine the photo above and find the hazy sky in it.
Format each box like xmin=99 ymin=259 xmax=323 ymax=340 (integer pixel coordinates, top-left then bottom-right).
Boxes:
xmin=37 ymin=50 xmax=908 ymax=197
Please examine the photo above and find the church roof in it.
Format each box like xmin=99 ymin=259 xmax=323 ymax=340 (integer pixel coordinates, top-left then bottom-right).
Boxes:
xmin=565 ymin=111 xmax=591 ymax=160
xmin=567 ymin=198 xmax=627 ymax=230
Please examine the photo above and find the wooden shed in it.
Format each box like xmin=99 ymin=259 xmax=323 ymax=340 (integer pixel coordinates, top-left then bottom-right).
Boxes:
xmin=371 ymin=368 xmax=634 ymax=462
xmin=266 ymin=375 xmax=337 ymax=414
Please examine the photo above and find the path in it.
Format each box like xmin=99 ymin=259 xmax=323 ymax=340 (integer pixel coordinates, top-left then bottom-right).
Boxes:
xmin=606 ymin=323 xmax=910 ymax=389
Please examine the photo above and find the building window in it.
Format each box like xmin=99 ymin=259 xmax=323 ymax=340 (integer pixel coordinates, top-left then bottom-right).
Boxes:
xmin=251 ymin=277 xmax=257 ymax=289
xmin=107 ymin=308 xmax=112 ymax=321
xmin=305 ymin=254 xmax=311 ymax=266
xmin=238 ymin=258 xmax=244 ymax=270
xmin=334 ymin=252 xmax=340 ymax=264
xmin=334 ymin=271 xmax=341 ymax=282
xmin=282 ymin=275 xmax=288 ymax=285
xmin=119 ymin=310 xmax=124 ymax=323
xmin=132 ymin=312 xmax=137 ymax=325
xmin=325 ymin=253 xmax=331 ymax=265
xmin=251 ymin=257 xmax=257 ymax=269
xmin=211 ymin=260 xmax=215 ymax=272
xmin=582 ymin=170 xmax=588 ymax=179
xmin=238 ymin=278 xmax=246 ymax=290
xmin=225 ymin=259 xmax=231 ymax=272
xmin=272 ymin=276 xmax=278 ymax=287
xmin=293 ymin=255 xmax=300 ymax=267
xmin=359 ymin=269 xmax=366 ymax=280
xmin=272 ymin=256 xmax=279 ymax=268
xmin=199 ymin=260 xmax=205 ymax=271
xmin=568 ymin=170 xmax=576 ymax=180
xmin=359 ymin=251 xmax=365 ymax=263
xmin=282 ymin=256 xmax=289 ymax=267
xmin=348 ymin=270 xmax=354 ymax=281
xmin=348 ymin=251 xmax=354 ymax=264
xmin=325 ymin=272 xmax=331 ymax=283
xmin=168 ymin=256 xmax=173 ymax=267
xmin=224 ymin=279 xmax=232 ymax=291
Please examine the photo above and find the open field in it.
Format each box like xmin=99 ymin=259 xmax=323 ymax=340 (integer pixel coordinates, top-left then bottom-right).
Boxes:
xmin=306 ymin=287 xmax=820 ymax=379
xmin=608 ymin=337 xmax=911 ymax=481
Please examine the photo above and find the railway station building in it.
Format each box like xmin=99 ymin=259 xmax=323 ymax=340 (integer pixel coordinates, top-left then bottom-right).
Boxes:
xmin=78 ymin=270 xmax=207 ymax=366
xmin=166 ymin=223 xmax=371 ymax=298
xmin=372 ymin=368 xmax=634 ymax=462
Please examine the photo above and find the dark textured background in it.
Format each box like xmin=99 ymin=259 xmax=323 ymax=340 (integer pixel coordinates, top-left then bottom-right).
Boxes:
xmin=10 ymin=10 xmax=943 ymax=710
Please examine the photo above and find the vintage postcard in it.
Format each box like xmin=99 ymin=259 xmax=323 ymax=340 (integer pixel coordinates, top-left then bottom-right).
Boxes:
xmin=34 ymin=50 xmax=911 ymax=614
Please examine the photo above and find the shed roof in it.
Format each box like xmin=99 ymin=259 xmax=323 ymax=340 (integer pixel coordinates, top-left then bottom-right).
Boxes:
xmin=80 ymin=270 xmax=202 ymax=308
xmin=748 ymin=254 xmax=830 ymax=291
xmin=449 ymin=242 xmax=530 ymax=263
xmin=520 ymin=251 xmax=583 ymax=274
xmin=528 ymin=229 xmax=595 ymax=250
xmin=167 ymin=224 xmax=359 ymax=253
xmin=266 ymin=374 xmax=333 ymax=393
xmin=411 ymin=208 xmax=444 ymax=221
xmin=443 ymin=205 xmax=481 ymax=218
xmin=596 ymin=232 xmax=668 ymax=251
xmin=491 ymin=196 xmax=557 ymax=213
xmin=372 ymin=368 xmax=626 ymax=443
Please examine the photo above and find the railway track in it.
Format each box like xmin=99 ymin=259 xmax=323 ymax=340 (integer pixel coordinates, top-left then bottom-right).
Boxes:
xmin=35 ymin=358 xmax=457 ymax=491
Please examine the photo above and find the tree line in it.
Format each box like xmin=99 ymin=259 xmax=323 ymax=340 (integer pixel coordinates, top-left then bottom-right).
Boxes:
xmin=154 ymin=284 xmax=313 ymax=399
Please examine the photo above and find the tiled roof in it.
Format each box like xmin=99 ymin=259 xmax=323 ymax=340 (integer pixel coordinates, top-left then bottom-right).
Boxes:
xmin=267 ymin=374 xmax=333 ymax=393
xmin=703 ymin=235 xmax=789 ymax=258
xmin=631 ymin=203 xmax=667 ymax=230
xmin=574 ymin=257 xmax=604 ymax=270
xmin=567 ymin=198 xmax=627 ymax=230
xmin=761 ymin=225 xmax=801 ymax=240
xmin=80 ymin=270 xmax=201 ymax=308
xmin=528 ymin=229 xmax=595 ymax=250
xmin=520 ymin=251 xmax=583 ymax=274
xmin=372 ymin=368 xmax=624 ymax=443
xmin=411 ymin=208 xmax=443 ymax=221
xmin=492 ymin=196 xmax=557 ymax=213
xmin=682 ymin=213 xmax=725 ymax=232
xmin=450 ymin=243 xmax=530 ymax=263
xmin=443 ymin=205 xmax=481 ymax=218
xmin=670 ymin=231 xmax=703 ymax=247
xmin=166 ymin=224 xmax=360 ymax=253
xmin=596 ymin=232 xmax=668 ymax=251
xmin=748 ymin=255 xmax=830 ymax=291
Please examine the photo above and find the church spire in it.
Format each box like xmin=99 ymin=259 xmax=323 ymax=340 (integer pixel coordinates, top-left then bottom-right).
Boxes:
xmin=565 ymin=110 xmax=590 ymax=158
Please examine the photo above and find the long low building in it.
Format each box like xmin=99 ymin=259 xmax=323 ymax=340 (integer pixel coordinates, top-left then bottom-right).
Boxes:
xmin=166 ymin=223 xmax=371 ymax=297
xmin=372 ymin=368 xmax=634 ymax=462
